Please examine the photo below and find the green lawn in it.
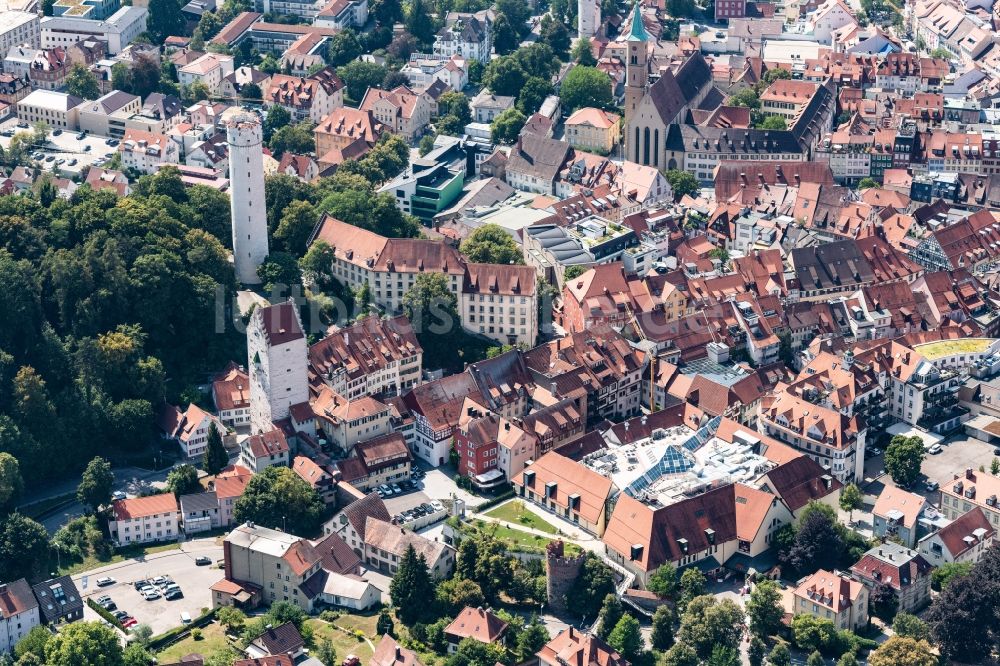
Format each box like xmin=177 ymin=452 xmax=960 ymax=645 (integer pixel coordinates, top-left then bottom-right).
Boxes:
xmin=308 ymin=618 xmax=375 ymax=662
xmin=156 ymin=621 xmax=232 ymax=663
xmin=57 ymin=541 xmax=182 ymax=576
xmin=465 ymin=520 xmax=581 ymax=556
xmin=484 ymin=501 xmax=558 ymax=534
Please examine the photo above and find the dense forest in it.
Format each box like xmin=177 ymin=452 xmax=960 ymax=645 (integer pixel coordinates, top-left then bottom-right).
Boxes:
xmin=0 ymin=172 xmax=244 ymax=482
xmin=0 ymin=132 xmax=417 ymax=486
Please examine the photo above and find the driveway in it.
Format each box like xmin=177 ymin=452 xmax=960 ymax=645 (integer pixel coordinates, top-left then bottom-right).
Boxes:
xmin=75 ymin=538 xmax=224 ymax=636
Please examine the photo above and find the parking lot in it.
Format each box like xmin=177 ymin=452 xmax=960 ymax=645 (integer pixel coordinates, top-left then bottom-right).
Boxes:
xmin=384 ymin=490 xmax=433 ymax=516
xmin=76 ymin=538 xmax=224 ymax=635
xmin=863 ymin=433 xmax=997 ymax=504
xmin=922 ymin=434 xmax=996 ymax=491
xmin=0 ymin=119 xmax=119 ymax=177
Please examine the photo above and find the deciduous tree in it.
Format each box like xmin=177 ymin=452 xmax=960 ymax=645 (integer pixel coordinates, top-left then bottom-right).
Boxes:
xmin=559 ymin=66 xmax=613 ymax=112
xmin=77 ymin=456 xmax=113 ymax=513
xmin=745 ymin=580 xmax=783 ymax=639
xmin=460 ymin=224 xmax=524 ymax=264
xmin=233 ymin=466 xmax=324 ymax=535
xmin=884 ymin=435 xmax=924 ymax=488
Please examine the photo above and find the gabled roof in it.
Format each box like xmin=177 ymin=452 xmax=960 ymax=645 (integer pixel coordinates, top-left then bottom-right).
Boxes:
xmin=603 ymin=483 xmax=779 ymax=571
xmin=760 ymin=456 xmax=841 ymax=512
xmin=112 ymin=493 xmax=178 ymax=521
xmin=0 ymin=578 xmax=38 ymax=619
xmin=930 ymin=507 xmax=995 ymax=559
xmin=444 ymin=606 xmax=508 ymax=644
xmin=339 ymin=492 xmax=391 ymax=541
xmin=371 ymin=634 xmax=425 ymax=666
xmin=537 ymin=628 xmax=629 ymax=666
xmin=311 ymin=531 xmax=362 ymax=575
xmin=250 ymin=622 xmax=304 ymax=656
xmin=512 ymin=451 xmax=615 ymax=525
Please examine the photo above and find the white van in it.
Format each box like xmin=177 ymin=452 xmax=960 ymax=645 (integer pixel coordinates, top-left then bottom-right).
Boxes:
xmin=180 ymin=612 xmax=192 ymax=624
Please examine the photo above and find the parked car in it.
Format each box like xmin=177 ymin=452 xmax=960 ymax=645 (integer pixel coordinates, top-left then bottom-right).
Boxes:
xmin=101 ymin=601 xmax=117 ymax=611
xmin=133 ymin=580 xmax=148 ymax=591
xmin=53 ymin=129 xmax=62 ymax=136
xmin=68 ymin=158 xmax=77 ymax=166
xmin=122 ymin=618 xmax=138 ymax=629
xmin=180 ymin=612 xmax=191 ymax=624
xmin=96 ymin=577 xmax=115 ymax=587
xmin=112 ymin=610 xmax=128 ymax=620
xmin=44 ymin=155 xmax=54 ymax=162
xmin=928 ymin=444 xmax=942 ymax=454
xmin=391 ymin=483 xmax=402 ymax=495
xmin=869 ymin=447 xmax=882 ymax=457
xmin=926 ymin=480 xmax=940 ymax=492
xmin=141 ymin=589 xmax=160 ymax=601
xmin=195 ymin=556 xmax=212 ymax=566
xmin=76 ymin=132 xmax=86 ymax=140
xmin=164 ymin=589 xmax=183 ymax=600
xmin=151 ymin=576 xmax=166 ymax=586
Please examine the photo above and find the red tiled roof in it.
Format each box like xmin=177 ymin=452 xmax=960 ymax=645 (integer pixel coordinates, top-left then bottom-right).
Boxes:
xmin=445 ymin=607 xmax=508 ymax=644
xmin=112 ymin=493 xmax=178 ymax=521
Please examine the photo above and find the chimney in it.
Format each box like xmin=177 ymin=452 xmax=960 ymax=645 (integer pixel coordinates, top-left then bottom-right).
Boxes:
xmin=967 ymin=468 xmax=975 ymax=480
xmin=395 ymin=647 xmax=402 ymax=660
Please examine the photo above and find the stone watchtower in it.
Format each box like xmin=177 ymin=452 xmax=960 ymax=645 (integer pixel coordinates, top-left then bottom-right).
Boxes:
xmin=546 ymin=540 xmax=586 ymax=614
xmin=226 ymin=111 xmax=269 ymax=285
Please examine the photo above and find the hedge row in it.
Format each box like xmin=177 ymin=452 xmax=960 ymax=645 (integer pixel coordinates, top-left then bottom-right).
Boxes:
xmin=86 ymin=598 xmax=124 ymax=631
xmin=474 ymin=489 xmax=515 ymax=513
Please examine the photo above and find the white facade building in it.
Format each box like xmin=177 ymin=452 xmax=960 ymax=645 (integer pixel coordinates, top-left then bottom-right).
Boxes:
xmin=40 ymin=6 xmax=147 ymax=54
xmin=107 ymin=494 xmax=180 ymax=545
xmin=226 ymin=112 xmax=269 ymax=284
xmin=0 ymin=580 xmax=39 ymax=655
xmin=178 ymin=52 xmax=235 ymax=95
xmin=0 ymin=11 xmax=40 ymax=67
xmin=16 ymin=88 xmax=81 ymax=128
xmin=578 ymin=0 xmax=600 ymax=38
xmin=247 ymin=300 xmax=309 ymax=433
xmin=119 ymin=128 xmax=179 ymax=174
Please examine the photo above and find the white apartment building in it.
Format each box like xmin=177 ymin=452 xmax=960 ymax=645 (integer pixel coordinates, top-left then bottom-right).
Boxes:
xmin=17 ymin=88 xmax=81 ymax=128
xmin=432 ymin=11 xmax=491 ymax=62
xmin=0 ymin=11 xmax=40 ymax=66
xmin=107 ymin=494 xmax=180 ymax=545
xmin=311 ymin=216 xmax=539 ymax=346
xmin=314 ymin=0 xmax=368 ymax=28
xmin=178 ymin=52 xmax=235 ymax=94
xmin=0 ymin=580 xmax=39 ymax=655
xmin=119 ymin=128 xmax=179 ymax=174
xmin=40 ymin=6 xmax=147 ymax=54
xmin=400 ymin=53 xmax=467 ymax=92
xmin=247 ymin=301 xmax=309 ymax=434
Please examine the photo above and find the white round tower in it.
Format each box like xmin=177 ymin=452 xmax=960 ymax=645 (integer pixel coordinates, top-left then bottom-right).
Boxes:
xmin=226 ymin=111 xmax=269 ymax=285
